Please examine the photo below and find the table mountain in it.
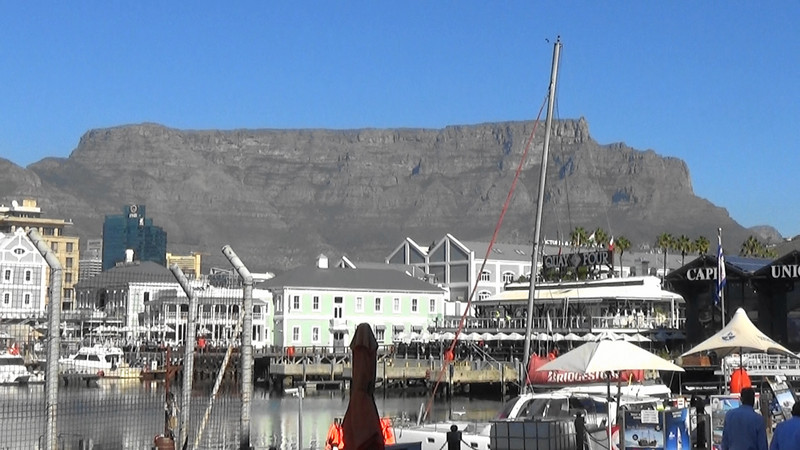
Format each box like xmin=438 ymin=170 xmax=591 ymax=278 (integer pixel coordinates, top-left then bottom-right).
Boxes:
xmin=2 ymin=119 xmax=750 ymax=272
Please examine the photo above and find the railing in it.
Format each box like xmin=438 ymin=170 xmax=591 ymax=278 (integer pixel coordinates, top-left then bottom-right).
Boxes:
xmin=437 ymin=315 xmax=684 ymax=332
xmin=725 ymin=353 xmax=800 ymax=373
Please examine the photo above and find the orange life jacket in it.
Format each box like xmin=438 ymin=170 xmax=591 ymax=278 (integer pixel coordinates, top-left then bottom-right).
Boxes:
xmin=380 ymin=417 xmax=395 ymax=445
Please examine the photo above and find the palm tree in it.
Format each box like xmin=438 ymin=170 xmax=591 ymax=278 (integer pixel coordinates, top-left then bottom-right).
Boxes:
xmin=740 ymin=235 xmax=761 ymax=257
xmin=694 ymin=236 xmax=710 ymax=256
xmin=570 ymin=227 xmax=588 ymax=249
xmin=614 ymin=236 xmax=632 ymax=276
xmin=676 ymin=235 xmax=693 ymax=266
xmin=656 ymin=232 xmax=673 ymax=277
xmin=593 ymin=228 xmax=609 ymax=249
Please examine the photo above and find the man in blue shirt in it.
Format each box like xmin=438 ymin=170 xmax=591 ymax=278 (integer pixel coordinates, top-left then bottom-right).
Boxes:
xmin=722 ymin=388 xmax=768 ymax=450
xmin=770 ymin=401 xmax=800 ymax=450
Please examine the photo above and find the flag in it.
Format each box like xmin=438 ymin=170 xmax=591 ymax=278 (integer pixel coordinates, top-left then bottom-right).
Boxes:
xmin=715 ymin=232 xmax=726 ymax=306
xmin=587 ymin=232 xmax=596 ymax=243
xmin=608 ymin=236 xmax=615 ymax=251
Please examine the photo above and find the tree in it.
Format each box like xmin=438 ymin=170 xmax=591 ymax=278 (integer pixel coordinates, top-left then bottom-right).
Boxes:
xmin=740 ymin=235 xmax=761 ymax=257
xmin=656 ymin=232 xmax=673 ymax=277
xmin=694 ymin=236 xmax=710 ymax=256
xmin=676 ymin=234 xmax=693 ymax=266
xmin=592 ymin=228 xmax=609 ymax=249
xmin=570 ymin=227 xmax=588 ymax=248
xmin=614 ymin=236 xmax=632 ymax=276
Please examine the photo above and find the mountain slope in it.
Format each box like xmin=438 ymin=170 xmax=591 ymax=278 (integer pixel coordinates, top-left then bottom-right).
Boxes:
xmin=1 ymin=119 xmax=749 ymax=271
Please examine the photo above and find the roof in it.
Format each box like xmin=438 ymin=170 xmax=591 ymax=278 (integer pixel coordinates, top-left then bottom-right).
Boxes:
xmin=724 ymin=255 xmax=771 ymax=273
xmin=258 ymin=266 xmax=446 ymax=293
xmin=479 ymin=276 xmax=684 ymax=305
xmin=75 ymin=261 xmax=175 ymax=288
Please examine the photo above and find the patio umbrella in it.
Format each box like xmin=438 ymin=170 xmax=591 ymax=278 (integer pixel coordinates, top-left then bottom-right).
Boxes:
xmin=563 ymin=333 xmax=582 ymax=341
xmin=581 ymin=333 xmax=596 ymax=341
xmin=680 ymin=308 xmax=798 ymax=382
xmin=342 ymin=323 xmax=384 ymax=450
xmin=537 ymin=340 xmax=684 ymax=450
xmin=552 ymin=333 xmax=565 ymax=342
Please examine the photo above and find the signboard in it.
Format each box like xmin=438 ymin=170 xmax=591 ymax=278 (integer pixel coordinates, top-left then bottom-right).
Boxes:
xmin=527 ymin=354 xmax=643 ymax=385
xmin=709 ymin=395 xmax=741 ymax=450
xmin=622 ymin=410 xmax=664 ymax=450
xmin=663 ymin=408 xmax=691 ymax=450
xmin=542 ymin=250 xmax=613 ymax=270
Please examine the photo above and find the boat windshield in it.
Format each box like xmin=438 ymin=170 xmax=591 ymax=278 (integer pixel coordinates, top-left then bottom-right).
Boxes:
xmin=495 ymin=395 xmax=608 ymax=421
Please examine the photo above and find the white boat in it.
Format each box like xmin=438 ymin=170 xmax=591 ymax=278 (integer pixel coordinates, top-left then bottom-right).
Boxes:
xmin=0 ymin=352 xmax=31 ymax=384
xmin=393 ymin=384 xmax=668 ymax=450
xmin=59 ymin=345 xmax=125 ymax=376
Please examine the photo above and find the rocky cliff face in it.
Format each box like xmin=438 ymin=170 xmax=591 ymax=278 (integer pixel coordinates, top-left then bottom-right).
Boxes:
xmin=1 ymin=119 xmax=748 ymax=271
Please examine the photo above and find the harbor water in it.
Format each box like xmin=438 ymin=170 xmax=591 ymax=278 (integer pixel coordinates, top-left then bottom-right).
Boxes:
xmin=0 ymin=380 xmax=505 ymax=449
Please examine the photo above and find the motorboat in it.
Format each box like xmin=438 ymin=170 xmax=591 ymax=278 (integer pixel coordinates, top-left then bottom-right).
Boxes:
xmin=392 ymin=383 xmax=668 ymax=450
xmin=59 ymin=345 xmax=126 ymax=376
xmin=0 ymin=352 xmax=31 ymax=384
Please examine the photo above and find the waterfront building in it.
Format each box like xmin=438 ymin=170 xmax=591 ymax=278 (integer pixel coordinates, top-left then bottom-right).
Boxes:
xmin=72 ymin=259 xmax=273 ymax=348
xmin=260 ymin=254 xmax=448 ymax=348
xmin=143 ymin=283 xmax=273 ymax=349
xmin=386 ymin=234 xmax=685 ymax=311
xmin=0 ymin=198 xmax=80 ymax=309
xmin=102 ymin=204 xmax=167 ymax=271
xmin=166 ymin=252 xmax=202 ymax=279
xmin=666 ymin=250 xmax=800 ymax=351
xmin=72 ymin=260 xmax=181 ymax=340
xmin=0 ymin=229 xmax=48 ymax=321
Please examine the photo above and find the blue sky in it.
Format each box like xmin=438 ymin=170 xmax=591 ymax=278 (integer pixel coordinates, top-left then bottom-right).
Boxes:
xmin=1 ymin=2 xmax=798 ymax=237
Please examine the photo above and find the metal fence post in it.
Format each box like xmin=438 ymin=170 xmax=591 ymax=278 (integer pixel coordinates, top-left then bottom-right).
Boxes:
xmin=170 ymin=264 xmax=198 ymax=450
xmin=222 ymin=245 xmax=253 ymax=450
xmin=27 ymin=229 xmax=62 ymax=450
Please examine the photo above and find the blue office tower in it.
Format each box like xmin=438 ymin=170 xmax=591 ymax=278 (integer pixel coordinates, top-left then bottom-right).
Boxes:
xmin=102 ymin=204 xmax=167 ymax=271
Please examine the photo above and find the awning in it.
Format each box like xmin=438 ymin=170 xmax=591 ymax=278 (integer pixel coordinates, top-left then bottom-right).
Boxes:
xmin=374 ymin=325 xmax=386 ymax=331
xmin=411 ymin=325 xmax=423 ymax=332
xmin=392 ymin=325 xmax=405 ymax=331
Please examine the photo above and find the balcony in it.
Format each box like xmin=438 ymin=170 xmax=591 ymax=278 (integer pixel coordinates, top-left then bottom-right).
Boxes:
xmin=329 ymin=318 xmax=348 ymax=330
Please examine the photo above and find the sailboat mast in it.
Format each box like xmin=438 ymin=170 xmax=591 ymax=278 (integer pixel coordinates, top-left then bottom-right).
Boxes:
xmin=522 ymin=38 xmax=561 ymax=391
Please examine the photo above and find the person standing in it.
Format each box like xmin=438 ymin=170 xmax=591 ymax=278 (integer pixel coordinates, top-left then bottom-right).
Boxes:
xmin=721 ymin=388 xmax=768 ymax=450
xmin=769 ymin=402 xmax=800 ymax=450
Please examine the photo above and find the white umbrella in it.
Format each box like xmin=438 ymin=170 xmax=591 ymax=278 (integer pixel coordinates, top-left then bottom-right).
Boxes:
xmin=466 ymin=332 xmax=483 ymax=342
xmin=507 ymin=332 xmax=525 ymax=341
xmin=681 ymin=308 xmax=798 ymax=360
xmin=440 ymin=332 xmax=456 ymax=341
xmin=631 ymin=333 xmax=652 ymax=343
xmin=495 ymin=332 xmax=510 ymax=341
xmin=563 ymin=332 xmax=582 ymax=341
xmin=538 ymin=340 xmax=684 ymax=450
xmin=536 ymin=332 xmax=552 ymax=341
xmin=480 ymin=332 xmax=498 ymax=342
xmin=593 ymin=331 xmax=622 ymax=341
xmin=581 ymin=333 xmax=596 ymax=341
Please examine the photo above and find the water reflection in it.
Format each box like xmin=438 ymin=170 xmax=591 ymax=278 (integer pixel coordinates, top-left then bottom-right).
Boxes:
xmin=0 ymin=381 xmax=505 ymax=449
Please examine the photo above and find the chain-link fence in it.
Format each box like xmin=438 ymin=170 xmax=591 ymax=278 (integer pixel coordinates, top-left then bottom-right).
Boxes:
xmin=2 ymin=230 xmax=254 ymax=449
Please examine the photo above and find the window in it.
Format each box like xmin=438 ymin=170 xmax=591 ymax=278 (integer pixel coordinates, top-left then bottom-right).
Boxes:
xmin=429 ymin=298 xmax=436 ymax=313
xmin=51 ymin=242 xmax=58 ymax=252
xmin=24 ymin=270 xmax=32 ymax=283
xmin=13 ymin=248 xmax=24 ymax=255
xmin=292 ymin=295 xmax=300 ymax=311
xmin=24 ymin=293 xmax=30 ymax=306
xmin=478 ymin=291 xmax=491 ymax=300
xmin=292 ymin=327 xmax=300 ymax=342
xmin=502 ymin=272 xmax=515 ymax=284
xmin=355 ymin=297 xmax=363 ymax=313
xmin=376 ymin=329 xmax=385 ymax=341
xmin=66 ymin=257 xmax=74 ymax=268
xmin=313 ymin=296 xmax=320 ymax=311
xmin=65 ymin=273 xmax=73 ymax=284
xmin=66 ymin=242 xmax=74 ymax=252
xmin=334 ymin=297 xmax=343 ymax=319
xmin=393 ymin=297 xmax=400 ymax=313
xmin=312 ymin=327 xmax=320 ymax=343
xmin=3 ymin=270 xmax=10 ymax=282
xmin=480 ymin=271 xmax=491 ymax=282
xmin=411 ymin=298 xmax=418 ymax=313
xmin=374 ymin=297 xmax=382 ymax=312
xmin=2 ymin=292 xmax=9 ymax=305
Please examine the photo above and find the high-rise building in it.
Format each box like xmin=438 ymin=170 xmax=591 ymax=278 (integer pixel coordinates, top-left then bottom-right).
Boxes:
xmin=78 ymin=238 xmax=103 ymax=281
xmin=166 ymin=252 xmax=202 ymax=279
xmin=0 ymin=198 xmax=80 ymax=309
xmin=102 ymin=205 xmax=167 ymax=271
